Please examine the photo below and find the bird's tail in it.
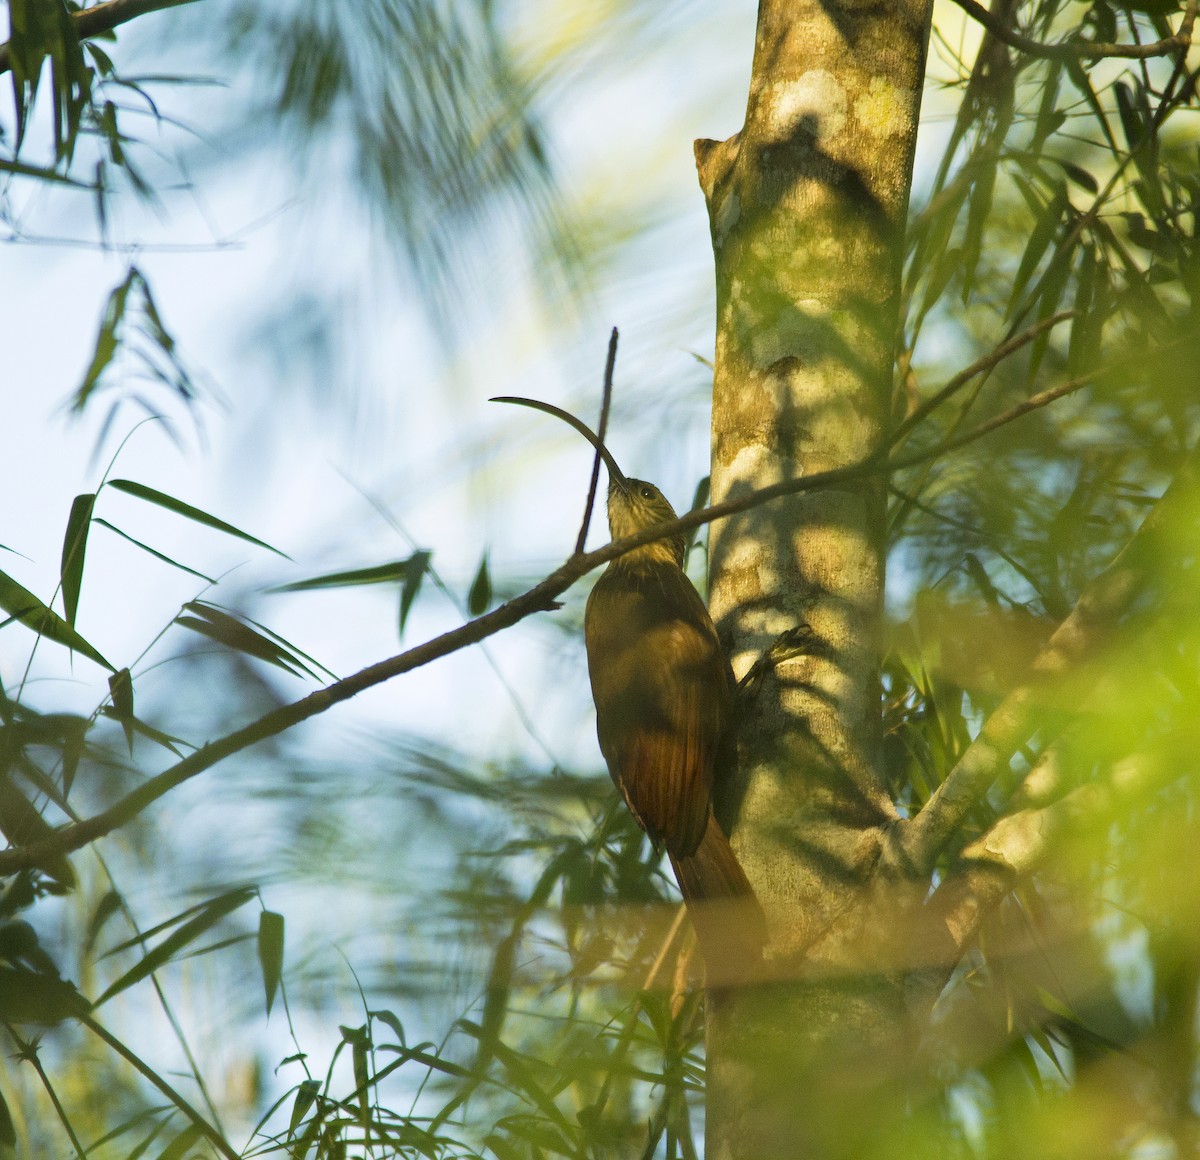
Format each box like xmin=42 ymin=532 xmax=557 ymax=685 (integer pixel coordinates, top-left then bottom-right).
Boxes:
xmin=669 ymin=810 xmax=767 ymax=978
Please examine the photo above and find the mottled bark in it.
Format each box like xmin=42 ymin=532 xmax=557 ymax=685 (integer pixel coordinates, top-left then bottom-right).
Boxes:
xmin=697 ymin=1 xmax=932 ymax=1156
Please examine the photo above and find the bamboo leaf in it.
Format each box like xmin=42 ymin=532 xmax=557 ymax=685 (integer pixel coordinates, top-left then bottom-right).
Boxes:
xmin=108 ymin=668 xmax=135 ymax=755
xmin=83 ymin=890 xmax=123 ymax=958
xmin=269 ymin=558 xmax=419 ymax=592
xmin=467 ymin=553 xmax=492 ymax=615
xmin=93 ymin=519 xmax=217 ymax=583
xmin=288 ymin=1079 xmax=320 ymax=1136
xmin=96 ymin=708 xmax=186 ymax=757
xmin=107 ymin=479 xmax=289 ymax=558
xmin=961 ymin=149 xmax=998 ymax=301
xmin=0 ymin=1087 xmax=13 ymax=1147
xmin=175 ymin=602 xmax=318 ymax=679
xmin=94 ymin=886 xmax=256 ymax=1007
xmin=0 ymin=966 xmax=89 ymax=1025
xmin=1114 ymin=79 xmax=1144 ymax=152
xmin=72 ymin=267 xmax=137 ymax=415
xmin=1007 ymin=183 xmax=1067 ymax=319
xmin=154 ymin=1122 xmax=203 ymax=1160
xmin=0 ymin=569 xmax=113 ymax=670
xmin=399 ymin=550 xmax=431 ymax=635
xmin=258 ymin=910 xmax=285 ymax=1016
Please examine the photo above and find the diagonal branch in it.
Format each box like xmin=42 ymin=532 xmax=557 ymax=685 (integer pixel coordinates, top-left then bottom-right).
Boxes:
xmin=0 ymin=0 xmax=199 ymax=76
xmin=889 ymin=442 xmax=1200 ymax=878
xmin=0 ymin=368 xmax=1135 ymax=878
xmin=890 ymin=312 xmax=1075 ymax=448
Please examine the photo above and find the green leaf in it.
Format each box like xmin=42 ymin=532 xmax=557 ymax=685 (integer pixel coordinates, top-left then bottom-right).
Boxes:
xmin=269 ymin=557 xmax=420 ymax=592
xmin=1007 ymin=182 xmax=1067 ymax=319
xmin=96 ymin=708 xmax=186 ymax=757
xmin=1067 ymin=244 xmax=1097 ymax=375
xmin=1054 ymin=160 xmax=1098 ymax=194
xmin=467 ymin=553 xmax=492 ymax=615
xmin=1030 ymin=243 xmax=1077 ymax=376
xmin=258 ymin=910 xmax=285 ymax=1016
xmin=0 ymin=966 xmax=89 ymax=1025
xmin=174 ymin=602 xmax=319 ymax=679
xmin=339 ymin=1023 xmax=371 ymax=1128
xmin=399 ymin=550 xmax=431 ymax=635
xmin=94 ymin=886 xmax=255 ymax=1007
xmin=1114 ymin=79 xmax=1144 ymax=152
xmin=72 ymin=267 xmax=137 ymax=415
xmin=108 ymin=668 xmax=135 ymax=755
xmin=0 ymin=569 xmax=113 ymax=670
xmin=83 ymin=890 xmax=123 ymax=958
xmin=0 ymin=1087 xmax=14 ymax=1148
xmin=473 ymin=931 xmax=517 ymax=1074
xmin=288 ymin=1078 xmax=321 ymax=1136
xmin=107 ymin=479 xmax=289 ymax=558
xmin=961 ymin=149 xmax=998 ymax=301
xmin=93 ymin=518 xmax=217 ymax=583
xmin=0 ymin=156 xmax=91 ymax=185
xmin=153 ymin=1122 xmax=203 ymax=1160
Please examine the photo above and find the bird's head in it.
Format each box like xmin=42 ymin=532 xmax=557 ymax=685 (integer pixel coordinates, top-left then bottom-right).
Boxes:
xmin=606 ymin=476 xmax=684 ymax=567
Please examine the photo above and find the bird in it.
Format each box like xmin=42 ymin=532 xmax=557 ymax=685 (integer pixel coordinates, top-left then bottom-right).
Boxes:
xmin=493 ymin=396 xmax=766 ymax=962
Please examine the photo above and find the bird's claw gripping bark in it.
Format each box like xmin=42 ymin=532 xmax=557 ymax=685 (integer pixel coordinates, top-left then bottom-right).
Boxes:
xmin=735 ymin=624 xmax=814 ymax=698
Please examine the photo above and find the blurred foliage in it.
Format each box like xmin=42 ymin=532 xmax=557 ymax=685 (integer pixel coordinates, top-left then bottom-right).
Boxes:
xmin=0 ymin=0 xmax=1199 ymax=1157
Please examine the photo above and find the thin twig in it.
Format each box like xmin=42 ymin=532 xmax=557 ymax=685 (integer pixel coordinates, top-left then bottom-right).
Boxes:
xmin=950 ymin=0 xmax=1193 ymax=60
xmin=575 ymin=327 xmax=619 ymax=555
xmin=890 ymin=312 xmax=1076 ymax=448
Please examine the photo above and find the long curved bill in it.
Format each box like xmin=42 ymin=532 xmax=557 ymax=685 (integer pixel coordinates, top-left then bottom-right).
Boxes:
xmin=491 ymin=396 xmax=630 ymax=491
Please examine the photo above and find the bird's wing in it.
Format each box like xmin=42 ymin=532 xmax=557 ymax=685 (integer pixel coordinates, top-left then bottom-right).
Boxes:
xmin=585 ymin=561 xmax=729 ymax=856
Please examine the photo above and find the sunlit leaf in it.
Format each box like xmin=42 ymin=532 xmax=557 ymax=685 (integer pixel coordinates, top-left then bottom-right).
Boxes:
xmin=107 ymin=479 xmax=288 ymax=558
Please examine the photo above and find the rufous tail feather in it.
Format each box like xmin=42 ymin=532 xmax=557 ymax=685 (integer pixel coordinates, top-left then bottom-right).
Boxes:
xmin=669 ymin=808 xmax=767 ymax=975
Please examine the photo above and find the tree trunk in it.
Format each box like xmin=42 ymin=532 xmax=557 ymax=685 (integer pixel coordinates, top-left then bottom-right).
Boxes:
xmin=697 ymin=2 xmax=932 ymax=1156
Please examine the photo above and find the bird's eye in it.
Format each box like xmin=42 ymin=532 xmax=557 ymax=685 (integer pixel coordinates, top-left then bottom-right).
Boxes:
xmin=639 ymin=486 xmax=654 ymax=500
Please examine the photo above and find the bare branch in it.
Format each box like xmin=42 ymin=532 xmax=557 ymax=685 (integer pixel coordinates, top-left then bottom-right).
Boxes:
xmin=950 ymin=0 xmax=1194 ymax=60
xmin=0 ymin=0 xmax=199 ymax=76
xmin=890 ymin=312 xmax=1076 ymax=447
xmin=575 ymin=327 xmax=619 ymax=555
